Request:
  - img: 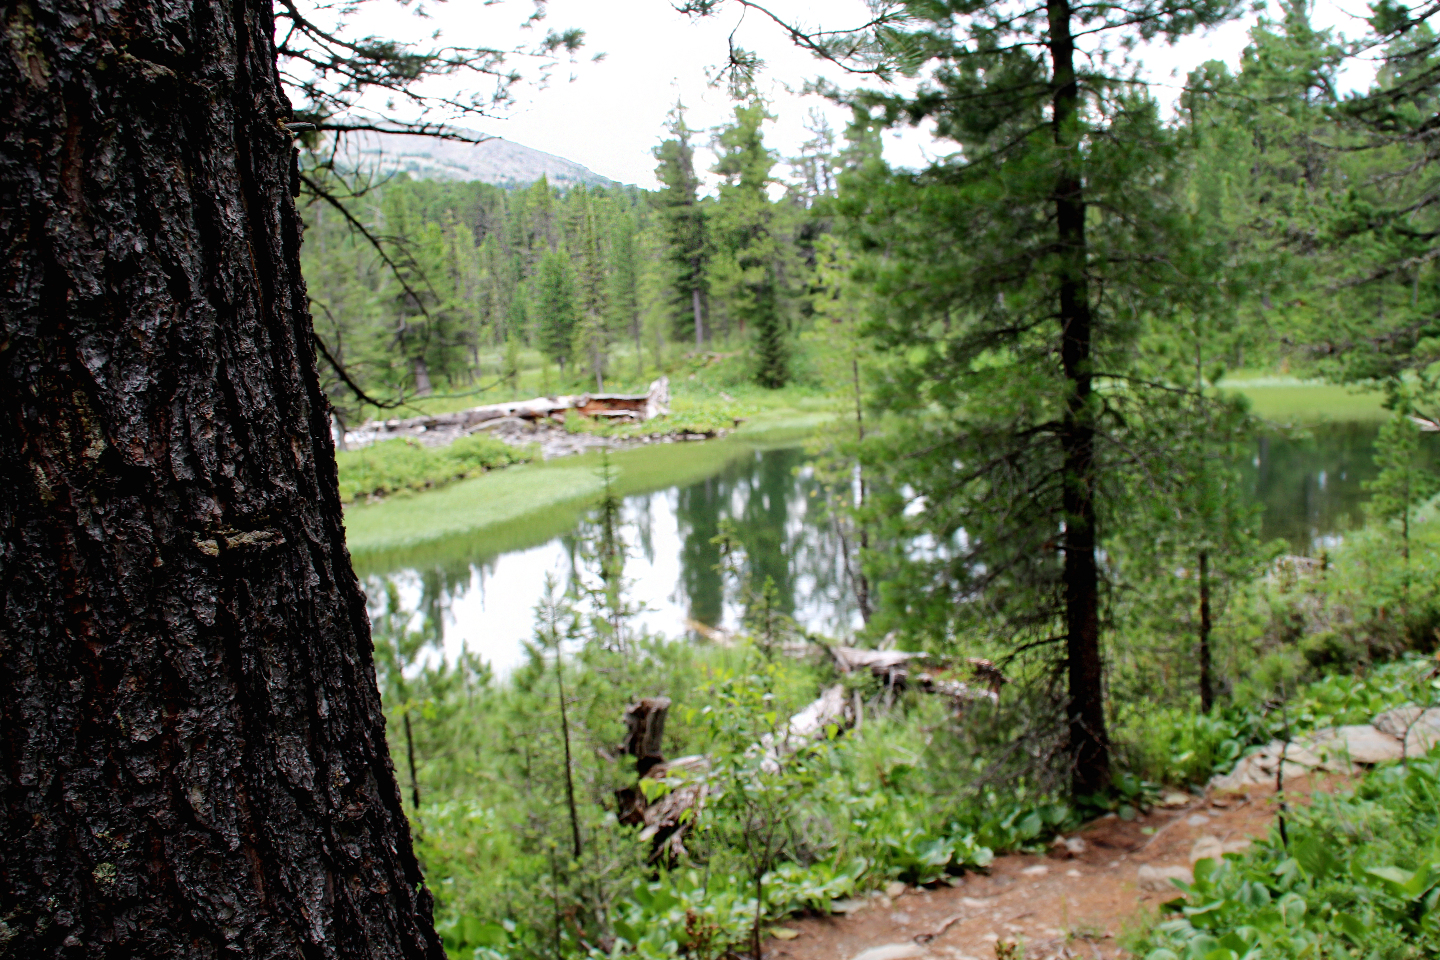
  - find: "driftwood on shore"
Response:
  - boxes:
[344,376,671,449]
[828,646,1008,707]
[615,684,854,859]
[612,647,1012,858]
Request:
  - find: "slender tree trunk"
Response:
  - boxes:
[1047,0,1111,798]
[752,871,764,960]
[1198,551,1214,713]
[851,356,871,624]
[634,311,645,380]
[0,0,442,955]
[692,284,705,349]
[556,651,582,860]
[413,356,433,396]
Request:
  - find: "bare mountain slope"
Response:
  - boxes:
[340,129,616,189]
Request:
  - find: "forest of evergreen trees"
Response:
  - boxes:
[7,0,1440,954]
[302,95,858,422]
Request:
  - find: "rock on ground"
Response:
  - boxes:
[1210,718,1420,792]
[1189,835,1252,863]
[1137,864,1193,892]
[1373,706,1440,755]
[850,943,929,960]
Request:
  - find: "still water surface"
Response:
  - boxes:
[359,422,1390,675]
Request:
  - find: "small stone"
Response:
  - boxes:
[1066,869,1082,878]
[831,898,868,914]
[850,943,929,960]
[770,928,800,941]
[1186,814,1209,826]
[890,912,912,926]
[886,881,908,898]
[1020,865,1049,877]
[1137,864,1192,892]
[1062,836,1086,854]
[1190,836,1224,864]
[1161,792,1191,808]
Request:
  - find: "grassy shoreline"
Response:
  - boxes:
[343,407,833,562]
[340,373,1386,559]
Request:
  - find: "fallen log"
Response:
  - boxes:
[347,376,670,448]
[617,684,857,858]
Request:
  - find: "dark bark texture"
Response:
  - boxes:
[0,0,443,956]
[1047,0,1111,799]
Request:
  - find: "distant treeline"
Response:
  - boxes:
[301,98,864,417]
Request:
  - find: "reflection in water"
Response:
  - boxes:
[366,448,858,676]
[1244,422,1389,553]
[367,421,1416,674]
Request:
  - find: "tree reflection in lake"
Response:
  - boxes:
[364,421,1410,676]
[364,447,860,676]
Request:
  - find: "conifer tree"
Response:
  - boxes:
[652,105,709,348]
[574,193,610,390]
[607,213,645,379]
[536,248,580,375]
[1365,388,1440,588]
[701,0,1245,794]
[711,95,791,387]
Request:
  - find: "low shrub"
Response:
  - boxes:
[336,434,530,502]
[1137,754,1440,960]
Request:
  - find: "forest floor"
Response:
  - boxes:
[764,774,1346,960]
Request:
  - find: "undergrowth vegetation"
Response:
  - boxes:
[1137,752,1440,959]
[368,471,1440,960]
[336,434,532,502]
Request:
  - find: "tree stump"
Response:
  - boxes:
[621,696,671,774]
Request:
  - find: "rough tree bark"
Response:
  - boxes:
[1047,0,1111,798]
[0,0,443,955]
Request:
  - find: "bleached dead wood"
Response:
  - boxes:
[346,376,670,448]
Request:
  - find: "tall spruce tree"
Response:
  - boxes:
[711,95,791,387]
[607,212,645,379]
[1325,2,1440,386]
[536,247,580,375]
[652,105,710,349]
[704,0,1245,794]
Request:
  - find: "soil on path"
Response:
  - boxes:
[766,776,1339,960]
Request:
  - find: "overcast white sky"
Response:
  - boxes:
[324,0,1379,189]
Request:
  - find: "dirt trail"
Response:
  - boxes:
[766,776,1339,960]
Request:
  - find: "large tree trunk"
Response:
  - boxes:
[0,0,443,956]
[1047,0,1111,799]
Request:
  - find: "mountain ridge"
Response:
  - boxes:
[339,129,619,190]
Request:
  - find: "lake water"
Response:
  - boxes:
[358,422,1394,675]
